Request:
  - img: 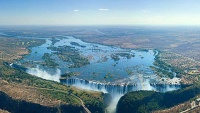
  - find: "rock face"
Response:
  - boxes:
[0,91,83,113]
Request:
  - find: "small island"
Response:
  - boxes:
[48,45,90,68]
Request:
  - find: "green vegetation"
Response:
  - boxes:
[97,56,108,63]
[0,37,44,61]
[0,91,60,113]
[3,28,200,113]
[111,53,134,61]
[0,37,107,113]
[48,45,90,68]
[115,53,135,59]
[150,66,174,79]
[60,72,80,79]
[126,69,133,75]
[70,42,86,48]
[117,85,200,113]
[42,53,58,67]
[38,89,81,105]
[139,49,149,52]
[0,90,86,113]
[111,54,120,61]
[153,51,184,78]
[104,73,114,79]
[0,61,107,113]
[51,37,60,45]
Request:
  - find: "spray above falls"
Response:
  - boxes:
[14,36,182,113]
[26,66,61,82]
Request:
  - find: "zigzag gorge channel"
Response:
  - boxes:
[13,36,182,113]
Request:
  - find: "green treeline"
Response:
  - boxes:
[117,85,200,113]
[153,51,184,78]
[0,62,107,113]
[0,91,83,113]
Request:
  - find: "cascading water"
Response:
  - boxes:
[60,78,139,94]
[14,36,182,113]
[60,78,181,113]
[61,78,181,94]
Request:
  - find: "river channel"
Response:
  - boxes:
[15,36,181,113]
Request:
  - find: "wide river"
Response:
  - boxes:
[16,36,180,113]
[18,36,158,82]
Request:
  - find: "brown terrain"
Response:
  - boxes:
[0,80,62,107]
[188,107,200,113]
[154,96,200,113]
[0,37,44,61]
[0,36,105,113]
[64,27,200,85]
[0,37,68,111]
[63,27,200,113]
[0,109,10,113]
[153,101,191,113]
[1,27,200,113]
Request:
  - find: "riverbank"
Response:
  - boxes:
[0,37,44,61]
[0,36,107,113]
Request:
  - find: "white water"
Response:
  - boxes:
[21,36,180,113]
[26,66,61,82]
[62,78,181,113]
[25,65,181,113]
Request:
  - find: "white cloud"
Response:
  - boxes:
[73,10,79,12]
[99,9,109,11]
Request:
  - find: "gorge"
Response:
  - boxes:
[10,36,182,113]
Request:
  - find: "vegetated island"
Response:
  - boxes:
[42,53,58,68]
[48,45,90,68]
[63,27,200,112]
[0,37,110,113]
[2,26,200,113]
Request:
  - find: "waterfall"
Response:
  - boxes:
[61,78,181,94]
[60,78,181,113]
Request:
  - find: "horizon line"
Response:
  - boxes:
[1,24,200,27]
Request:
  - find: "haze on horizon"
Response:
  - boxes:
[0,0,200,26]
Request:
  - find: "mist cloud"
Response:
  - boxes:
[26,66,61,82]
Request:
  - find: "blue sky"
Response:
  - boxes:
[0,0,200,25]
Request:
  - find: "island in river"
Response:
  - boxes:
[1,26,200,113]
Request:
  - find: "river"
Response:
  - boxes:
[15,35,181,113]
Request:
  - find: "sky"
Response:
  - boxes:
[0,0,200,26]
